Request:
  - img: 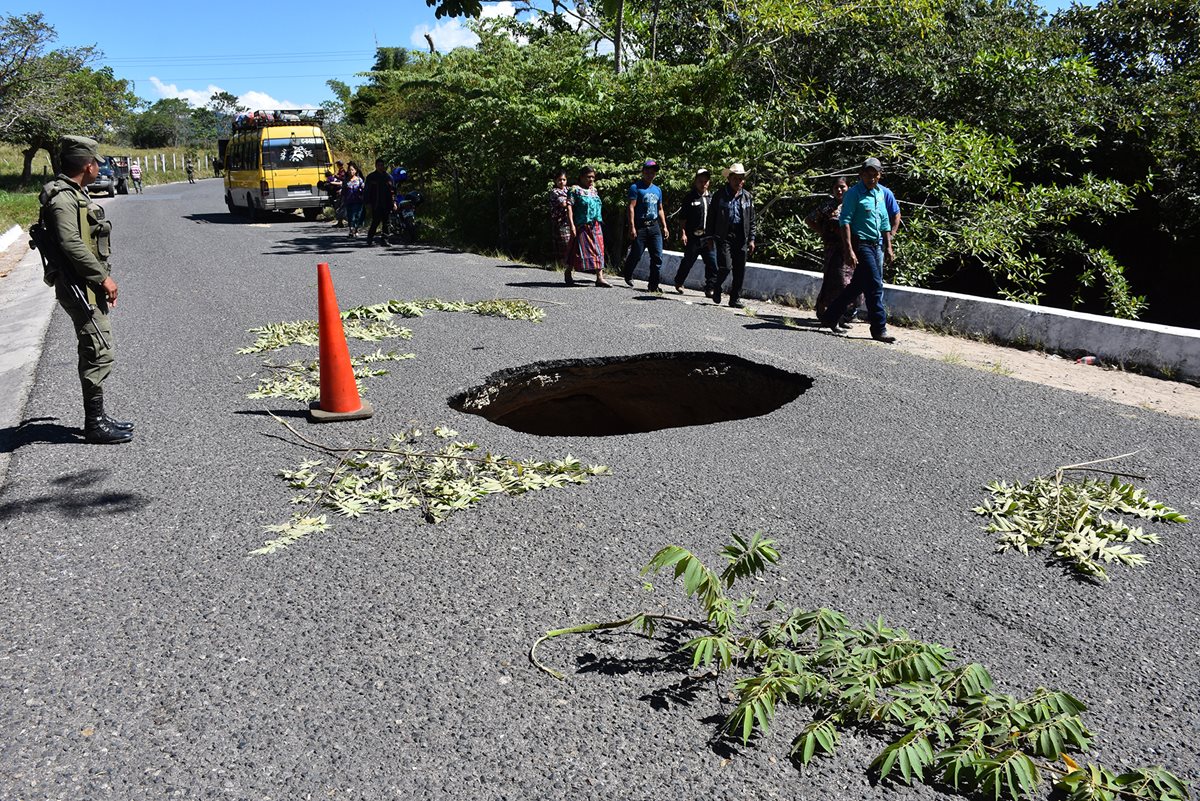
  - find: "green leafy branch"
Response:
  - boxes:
[974,452,1188,581]
[238,297,546,354]
[245,349,416,401]
[343,297,546,324]
[531,536,1190,801]
[251,414,609,554]
[238,319,414,354]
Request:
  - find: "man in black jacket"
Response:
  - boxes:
[672,168,717,295]
[706,162,757,308]
[364,158,396,245]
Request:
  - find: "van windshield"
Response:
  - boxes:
[261,137,329,171]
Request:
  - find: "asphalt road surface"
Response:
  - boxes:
[1,178,1198,800]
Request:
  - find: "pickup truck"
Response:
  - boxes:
[90,163,117,197]
[104,156,131,195]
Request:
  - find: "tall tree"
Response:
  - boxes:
[206,90,246,139]
[127,98,193,148]
[0,13,94,135]
[5,58,136,180]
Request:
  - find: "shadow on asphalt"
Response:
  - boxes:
[639,672,709,712]
[183,212,253,226]
[742,313,827,333]
[505,281,590,289]
[266,231,459,257]
[183,210,309,226]
[0,465,150,520]
[0,417,82,452]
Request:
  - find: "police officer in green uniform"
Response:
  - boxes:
[38,135,134,444]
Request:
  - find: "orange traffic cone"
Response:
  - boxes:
[308,262,375,423]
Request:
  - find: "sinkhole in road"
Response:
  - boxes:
[448,352,814,436]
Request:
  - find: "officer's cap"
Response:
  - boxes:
[59,135,104,165]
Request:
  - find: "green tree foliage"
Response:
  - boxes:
[1056,0,1200,236]
[206,90,246,139]
[126,98,202,148]
[425,0,484,18]
[344,0,1178,319]
[0,13,136,180]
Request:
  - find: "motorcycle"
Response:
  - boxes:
[389,191,424,245]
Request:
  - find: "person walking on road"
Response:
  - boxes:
[672,168,717,295]
[548,169,573,273]
[341,162,365,237]
[807,176,861,324]
[330,161,347,228]
[364,158,396,246]
[37,136,133,444]
[818,157,896,343]
[185,160,196,184]
[566,166,613,287]
[621,159,670,292]
[129,160,143,194]
[707,162,757,308]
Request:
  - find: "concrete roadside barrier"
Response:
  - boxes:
[630,250,1200,382]
[0,224,23,252]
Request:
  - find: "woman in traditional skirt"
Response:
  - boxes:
[566,166,613,287]
[341,162,366,238]
[806,176,861,323]
[548,169,573,274]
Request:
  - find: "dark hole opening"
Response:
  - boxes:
[449,352,814,436]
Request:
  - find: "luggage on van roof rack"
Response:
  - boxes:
[232,109,325,132]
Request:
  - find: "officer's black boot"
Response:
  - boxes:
[83,393,133,444]
[104,411,135,432]
[92,388,134,431]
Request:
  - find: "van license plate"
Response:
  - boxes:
[287,185,311,195]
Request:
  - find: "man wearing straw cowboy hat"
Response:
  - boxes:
[706,162,757,308]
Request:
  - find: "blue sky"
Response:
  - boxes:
[14,0,521,110]
[16,0,1087,111]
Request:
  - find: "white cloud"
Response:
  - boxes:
[238,90,315,110]
[147,76,314,110]
[410,18,480,51]
[481,1,519,18]
[410,1,528,52]
[148,77,221,107]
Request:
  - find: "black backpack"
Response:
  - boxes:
[28,186,70,287]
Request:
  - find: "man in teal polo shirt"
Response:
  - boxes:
[819,157,896,343]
